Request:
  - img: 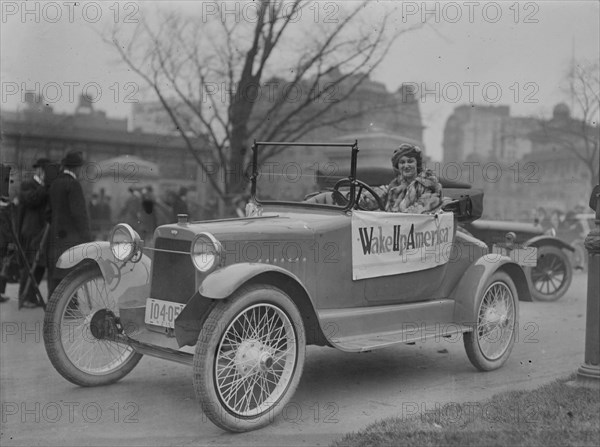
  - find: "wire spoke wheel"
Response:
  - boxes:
[215,304,296,416]
[475,281,515,360]
[464,271,518,371]
[527,246,572,301]
[194,284,305,432]
[43,264,142,386]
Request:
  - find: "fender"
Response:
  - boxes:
[199,262,310,300]
[452,255,531,324]
[524,236,574,252]
[56,241,152,309]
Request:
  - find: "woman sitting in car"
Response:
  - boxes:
[359,143,443,213]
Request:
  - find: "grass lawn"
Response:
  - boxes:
[331,374,600,447]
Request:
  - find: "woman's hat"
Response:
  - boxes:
[391,144,423,174]
[62,151,84,168]
[392,144,422,165]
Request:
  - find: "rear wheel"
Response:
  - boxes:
[43,263,142,386]
[464,271,518,371]
[193,284,306,432]
[527,245,572,301]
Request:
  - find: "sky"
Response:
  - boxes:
[1,1,599,161]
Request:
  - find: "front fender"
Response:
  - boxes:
[452,255,531,324]
[525,236,574,252]
[199,263,308,300]
[56,242,152,309]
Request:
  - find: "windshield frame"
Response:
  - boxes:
[250,140,359,211]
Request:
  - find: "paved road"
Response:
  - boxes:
[0,272,591,446]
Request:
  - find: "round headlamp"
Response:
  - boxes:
[191,232,222,273]
[110,224,142,262]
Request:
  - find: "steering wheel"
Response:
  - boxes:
[333,178,385,211]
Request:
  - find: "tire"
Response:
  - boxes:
[526,245,573,302]
[43,263,142,386]
[464,271,518,371]
[193,284,306,432]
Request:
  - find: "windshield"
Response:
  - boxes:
[252,142,358,207]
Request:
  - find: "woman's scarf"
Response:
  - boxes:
[384,169,443,213]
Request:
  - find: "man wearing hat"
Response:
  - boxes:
[47,151,92,296]
[17,157,53,307]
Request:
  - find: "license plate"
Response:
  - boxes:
[145,298,185,328]
[492,245,537,267]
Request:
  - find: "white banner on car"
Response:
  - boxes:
[351,211,455,280]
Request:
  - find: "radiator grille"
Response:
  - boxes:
[150,238,195,304]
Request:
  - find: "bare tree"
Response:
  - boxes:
[108,1,416,209]
[548,60,600,188]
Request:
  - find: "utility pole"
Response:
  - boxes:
[575,168,600,388]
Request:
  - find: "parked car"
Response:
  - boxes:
[462,220,574,302]
[43,141,531,432]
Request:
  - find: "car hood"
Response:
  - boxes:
[153,212,343,243]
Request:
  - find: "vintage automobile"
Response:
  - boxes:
[43,141,531,432]
[462,219,574,302]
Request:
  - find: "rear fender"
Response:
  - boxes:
[452,255,531,324]
[525,236,574,252]
[56,241,152,309]
[199,263,310,300]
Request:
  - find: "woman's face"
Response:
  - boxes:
[397,156,418,181]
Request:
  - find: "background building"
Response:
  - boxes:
[443,104,537,164]
[442,102,596,220]
[1,94,210,220]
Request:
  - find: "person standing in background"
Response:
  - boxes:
[17,158,52,308]
[46,151,92,296]
[0,196,13,302]
[174,187,189,216]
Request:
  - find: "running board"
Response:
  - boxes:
[329,324,472,352]
[123,337,194,366]
[318,300,472,352]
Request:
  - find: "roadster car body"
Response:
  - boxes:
[43,141,531,432]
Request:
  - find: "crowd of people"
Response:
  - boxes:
[0,152,196,306]
[117,186,189,242]
[533,205,589,238]
[0,152,90,306]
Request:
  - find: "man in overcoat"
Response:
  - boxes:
[47,151,92,296]
[18,158,52,307]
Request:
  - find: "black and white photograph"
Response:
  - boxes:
[1,1,599,445]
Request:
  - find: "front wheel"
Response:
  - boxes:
[193,284,306,432]
[526,245,572,302]
[43,263,142,386]
[464,271,518,371]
